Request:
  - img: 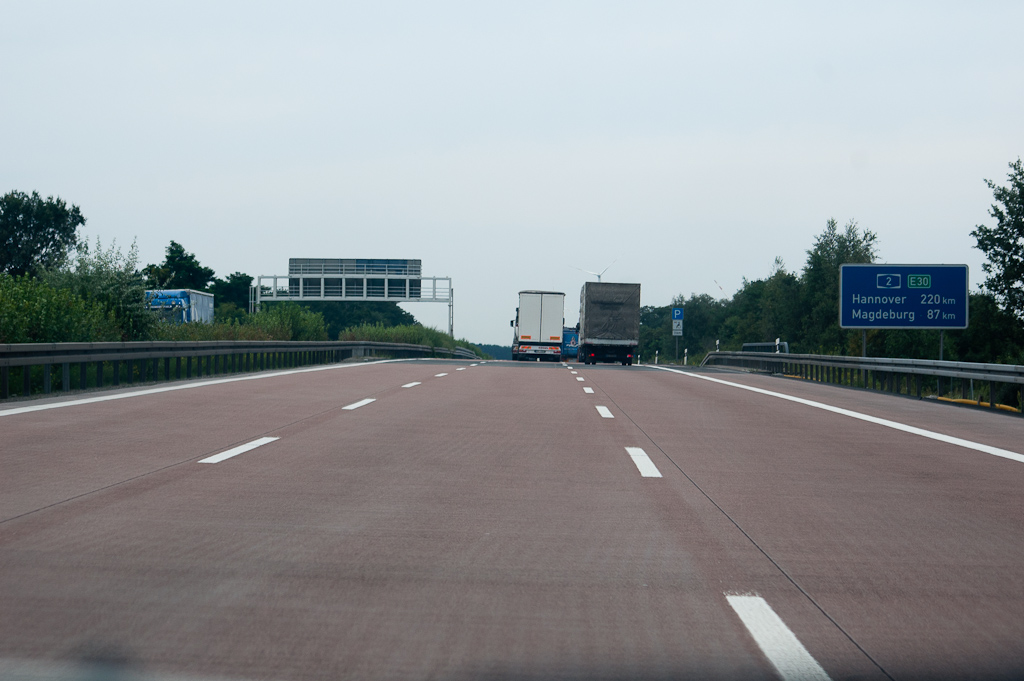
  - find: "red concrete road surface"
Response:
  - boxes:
[1,358,1023,680]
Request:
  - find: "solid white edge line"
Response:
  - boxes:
[596,405,614,418]
[625,447,662,478]
[342,398,376,410]
[401,382,421,388]
[652,366,1024,464]
[0,359,406,418]
[199,437,280,464]
[727,595,831,681]
[583,387,595,394]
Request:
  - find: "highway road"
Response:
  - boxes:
[2,358,1024,680]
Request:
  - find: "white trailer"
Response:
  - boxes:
[511,291,565,361]
[145,289,215,324]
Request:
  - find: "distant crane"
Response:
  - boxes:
[573,260,617,282]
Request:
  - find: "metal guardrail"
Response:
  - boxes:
[0,341,479,400]
[702,350,1024,414]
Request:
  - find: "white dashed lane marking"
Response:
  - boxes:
[583,387,594,394]
[727,595,831,681]
[595,406,614,419]
[199,437,279,464]
[342,398,375,411]
[402,382,421,388]
[625,447,662,478]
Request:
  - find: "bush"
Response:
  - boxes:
[41,238,155,340]
[0,273,120,343]
[149,319,280,341]
[338,323,486,357]
[148,303,328,341]
[251,303,328,341]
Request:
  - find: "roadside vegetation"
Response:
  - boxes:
[3,158,1021,365]
[638,159,1024,365]
[339,322,487,358]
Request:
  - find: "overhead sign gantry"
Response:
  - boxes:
[250,258,454,336]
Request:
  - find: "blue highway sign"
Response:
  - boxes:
[839,264,968,329]
[672,308,684,320]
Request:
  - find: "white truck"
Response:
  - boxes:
[511,291,565,361]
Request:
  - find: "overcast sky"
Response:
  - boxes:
[4,1,1022,345]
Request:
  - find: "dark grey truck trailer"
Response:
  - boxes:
[577,282,641,365]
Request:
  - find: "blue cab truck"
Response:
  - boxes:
[145,289,214,323]
[561,326,579,359]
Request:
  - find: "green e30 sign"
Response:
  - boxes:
[908,274,931,288]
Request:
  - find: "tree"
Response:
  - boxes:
[143,241,214,290]
[298,301,417,340]
[801,218,878,352]
[42,238,155,341]
[210,272,253,310]
[971,158,1024,320]
[0,190,85,276]
[669,292,729,356]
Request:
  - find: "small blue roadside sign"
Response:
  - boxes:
[672,307,683,336]
[839,264,968,329]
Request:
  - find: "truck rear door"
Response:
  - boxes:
[517,293,543,343]
[540,294,565,344]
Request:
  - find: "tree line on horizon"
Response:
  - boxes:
[2,158,1022,364]
[638,158,1024,365]
[0,194,481,354]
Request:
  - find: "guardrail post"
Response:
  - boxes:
[23,366,31,396]
[1,367,8,399]
[112,360,120,386]
[42,364,51,393]
[62,363,70,391]
[989,381,996,409]
[79,362,87,390]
